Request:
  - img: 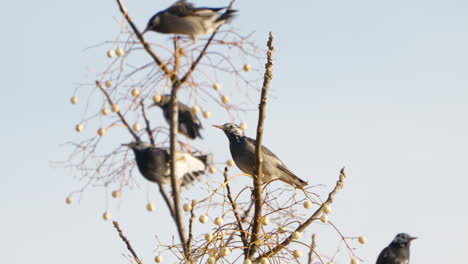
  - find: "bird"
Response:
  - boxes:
[376,233,417,264]
[123,141,211,187]
[144,0,238,41]
[213,123,308,188]
[151,95,203,140]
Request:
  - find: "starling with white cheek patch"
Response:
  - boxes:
[214,123,308,188]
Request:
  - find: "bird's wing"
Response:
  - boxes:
[376,247,394,264]
[179,104,203,139]
[166,0,196,17]
[174,152,207,186]
[245,137,281,161]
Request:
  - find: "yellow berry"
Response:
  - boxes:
[260,257,269,264]
[183,203,192,212]
[133,123,141,131]
[107,50,115,58]
[98,128,106,136]
[214,217,224,226]
[70,96,78,104]
[199,214,208,223]
[102,108,110,115]
[278,226,286,233]
[243,64,251,72]
[147,202,155,212]
[323,204,332,214]
[213,83,221,91]
[116,48,125,56]
[221,95,230,104]
[293,250,302,258]
[243,260,252,264]
[240,123,247,131]
[112,190,120,198]
[105,80,113,88]
[204,233,213,242]
[292,231,301,240]
[320,214,328,223]
[178,48,186,56]
[153,95,162,103]
[358,236,367,244]
[220,247,230,257]
[207,256,215,264]
[303,200,312,209]
[203,111,211,119]
[111,104,120,112]
[131,88,140,97]
[65,196,73,204]
[192,105,200,114]
[226,159,235,167]
[209,166,217,174]
[154,255,163,263]
[102,212,110,221]
[261,216,270,226]
[351,258,359,264]
[75,124,84,132]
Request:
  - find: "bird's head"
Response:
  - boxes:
[150,95,171,109]
[122,141,153,151]
[213,123,245,138]
[145,12,162,32]
[392,233,417,247]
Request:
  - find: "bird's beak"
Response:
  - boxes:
[409,237,418,241]
[122,143,131,147]
[141,29,148,35]
[212,125,223,130]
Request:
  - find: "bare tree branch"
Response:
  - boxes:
[307,234,317,264]
[254,168,347,261]
[112,221,143,264]
[96,81,140,141]
[248,32,275,259]
[223,167,248,255]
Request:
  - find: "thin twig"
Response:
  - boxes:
[186,199,197,262]
[96,81,140,141]
[223,167,248,255]
[112,221,143,264]
[140,100,154,145]
[115,0,174,79]
[248,32,275,259]
[307,234,317,264]
[254,168,347,261]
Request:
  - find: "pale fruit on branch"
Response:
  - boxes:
[116,48,125,56]
[70,96,78,104]
[146,202,155,212]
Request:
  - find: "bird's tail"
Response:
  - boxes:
[216,9,238,23]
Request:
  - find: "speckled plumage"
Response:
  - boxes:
[152,95,203,140]
[376,233,417,264]
[214,123,308,188]
[144,0,237,41]
[124,141,210,187]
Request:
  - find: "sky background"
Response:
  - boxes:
[1,0,467,263]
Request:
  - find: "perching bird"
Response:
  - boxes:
[144,0,237,41]
[124,141,211,186]
[376,233,417,264]
[151,95,203,140]
[214,123,308,188]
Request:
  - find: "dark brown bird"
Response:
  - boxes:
[151,95,203,140]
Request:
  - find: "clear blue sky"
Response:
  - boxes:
[1,0,467,263]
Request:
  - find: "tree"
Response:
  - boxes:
[60,0,364,263]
